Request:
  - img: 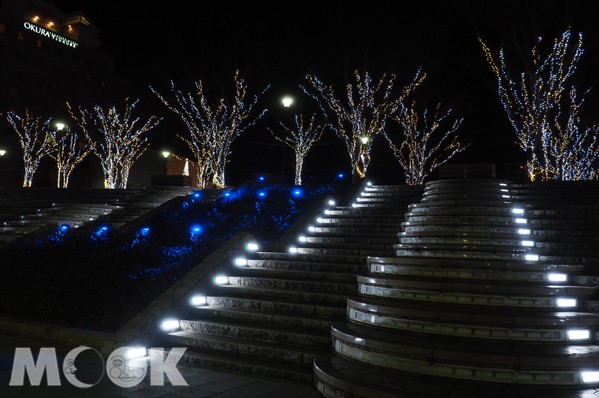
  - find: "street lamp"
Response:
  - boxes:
[55,122,66,131]
[0,149,6,157]
[360,135,371,145]
[161,150,171,159]
[281,96,293,108]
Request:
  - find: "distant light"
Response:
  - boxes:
[160,319,179,332]
[521,240,534,247]
[161,151,170,158]
[515,218,527,224]
[224,192,231,197]
[308,226,316,232]
[547,273,567,283]
[524,254,539,261]
[55,122,65,131]
[192,192,201,199]
[213,275,229,285]
[292,188,303,197]
[125,347,147,360]
[499,183,507,187]
[246,243,259,251]
[258,190,266,198]
[517,228,531,235]
[0,149,6,157]
[351,203,357,208]
[567,329,590,340]
[139,227,150,236]
[234,257,248,267]
[58,224,70,233]
[501,189,508,192]
[258,175,265,181]
[556,298,577,308]
[581,371,599,383]
[512,208,525,215]
[190,295,207,306]
[316,217,324,223]
[298,235,307,243]
[502,195,510,198]
[328,199,336,206]
[288,246,298,254]
[324,209,331,215]
[360,136,370,144]
[337,172,344,179]
[281,96,293,107]
[367,181,372,186]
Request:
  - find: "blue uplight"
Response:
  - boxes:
[258,175,265,182]
[139,227,151,236]
[292,188,303,198]
[337,172,345,179]
[192,192,201,199]
[224,192,231,197]
[257,190,267,199]
[190,224,204,242]
[58,224,70,233]
[92,225,110,240]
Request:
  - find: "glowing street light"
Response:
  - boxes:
[281,96,294,108]
[55,122,66,131]
[0,149,6,157]
[360,135,371,145]
[161,150,171,158]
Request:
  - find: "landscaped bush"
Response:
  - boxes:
[0,183,343,332]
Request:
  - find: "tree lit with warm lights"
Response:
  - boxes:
[46,128,91,188]
[303,70,424,179]
[387,101,467,185]
[268,113,326,185]
[5,109,52,188]
[481,30,599,181]
[152,70,268,189]
[67,99,161,189]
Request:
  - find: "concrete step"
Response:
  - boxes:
[330,322,599,385]
[190,305,340,333]
[232,267,358,284]
[346,297,599,342]
[214,285,349,307]
[226,276,357,295]
[179,319,331,348]
[156,338,316,382]
[206,296,346,318]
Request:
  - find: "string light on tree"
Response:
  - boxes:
[67,98,161,189]
[268,113,326,185]
[303,70,425,179]
[151,70,268,189]
[46,127,91,188]
[386,101,467,185]
[481,30,598,181]
[5,109,52,187]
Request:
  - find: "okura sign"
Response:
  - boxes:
[23,21,78,48]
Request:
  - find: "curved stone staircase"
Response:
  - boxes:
[314,179,599,397]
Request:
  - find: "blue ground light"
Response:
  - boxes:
[292,188,303,198]
[58,224,70,233]
[190,224,204,242]
[257,190,267,199]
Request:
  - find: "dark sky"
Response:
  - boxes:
[46,0,599,183]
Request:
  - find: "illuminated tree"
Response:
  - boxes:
[5,109,52,187]
[386,101,466,185]
[303,70,424,179]
[151,70,268,189]
[481,30,599,181]
[67,99,161,189]
[46,128,91,188]
[268,113,326,185]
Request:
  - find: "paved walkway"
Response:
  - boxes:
[0,335,322,398]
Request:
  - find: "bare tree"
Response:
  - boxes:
[67,99,161,189]
[268,113,326,185]
[481,29,599,181]
[46,128,91,188]
[151,70,268,189]
[5,109,52,187]
[386,101,466,185]
[303,70,424,180]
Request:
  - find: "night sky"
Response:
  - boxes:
[46,0,599,184]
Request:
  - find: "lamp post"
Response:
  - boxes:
[280,96,295,182]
